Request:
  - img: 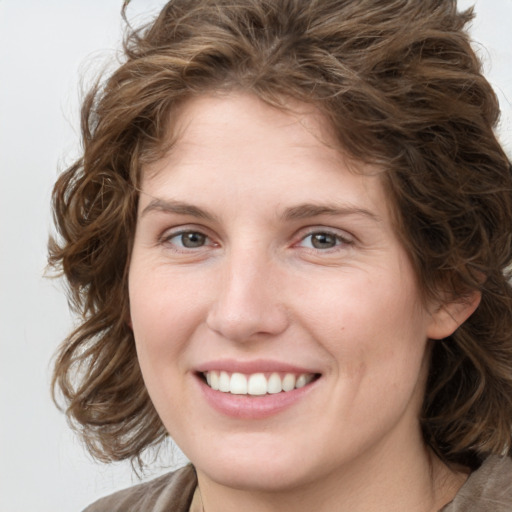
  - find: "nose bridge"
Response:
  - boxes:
[206,243,288,342]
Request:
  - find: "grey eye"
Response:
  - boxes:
[179,232,207,248]
[309,232,338,249]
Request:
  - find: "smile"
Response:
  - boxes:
[203,371,317,396]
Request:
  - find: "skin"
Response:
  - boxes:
[128,92,477,512]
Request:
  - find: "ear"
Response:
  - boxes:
[427,291,481,340]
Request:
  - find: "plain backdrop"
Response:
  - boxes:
[0,1,511,511]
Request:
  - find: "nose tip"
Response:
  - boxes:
[207,305,288,342]
[205,265,289,342]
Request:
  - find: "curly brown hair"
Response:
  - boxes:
[50,0,512,469]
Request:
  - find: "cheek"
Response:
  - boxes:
[128,265,198,382]
[129,260,206,339]
[128,268,202,424]
[297,269,430,378]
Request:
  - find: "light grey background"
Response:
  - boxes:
[0,1,511,511]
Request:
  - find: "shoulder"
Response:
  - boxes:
[82,464,197,512]
[442,455,512,511]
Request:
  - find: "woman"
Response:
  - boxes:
[50,0,512,510]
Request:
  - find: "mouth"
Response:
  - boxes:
[200,371,320,396]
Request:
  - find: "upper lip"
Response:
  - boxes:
[195,358,320,375]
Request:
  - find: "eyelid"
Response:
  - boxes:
[293,226,355,250]
[156,224,354,252]
[159,225,218,250]
[296,226,354,241]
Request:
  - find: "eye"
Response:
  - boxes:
[165,230,210,249]
[298,230,351,250]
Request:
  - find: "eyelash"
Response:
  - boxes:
[159,227,353,254]
[295,230,353,252]
[160,230,216,251]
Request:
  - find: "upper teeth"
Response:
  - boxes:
[204,371,315,395]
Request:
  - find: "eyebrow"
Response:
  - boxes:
[140,198,380,223]
[141,198,216,221]
[282,203,380,222]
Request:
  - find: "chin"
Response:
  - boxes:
[186,435,321,492]
[200,458,315,493]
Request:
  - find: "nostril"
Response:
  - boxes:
[206,303,289,342]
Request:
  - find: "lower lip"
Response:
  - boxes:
[196,375,319,419]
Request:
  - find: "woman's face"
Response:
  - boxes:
[129,93,450,492]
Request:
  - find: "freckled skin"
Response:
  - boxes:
[129,93,472,512]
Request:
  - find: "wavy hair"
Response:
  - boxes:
[50,0,512,469]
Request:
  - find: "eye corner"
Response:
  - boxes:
[158,227,219,253]
[294,227,354,252]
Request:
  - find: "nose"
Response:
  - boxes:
[206,249,289,342]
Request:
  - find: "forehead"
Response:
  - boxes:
[146,93,344,174]
[139,92,392,224]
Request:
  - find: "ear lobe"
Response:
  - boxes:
[427,291,481,340]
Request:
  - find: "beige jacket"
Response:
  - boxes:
[83,455,512,511]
